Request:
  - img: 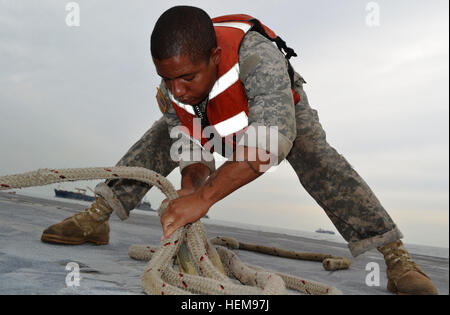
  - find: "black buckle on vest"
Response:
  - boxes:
[192,103,235,157]
[248,19,298,89]
[248,19,298,59]
[193,104,210,130]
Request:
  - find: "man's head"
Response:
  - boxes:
[151,6,221,105]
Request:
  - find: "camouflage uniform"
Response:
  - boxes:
[97,31,403,257]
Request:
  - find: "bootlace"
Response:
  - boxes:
[85,197,112,221]
[71,197,111,235]
[383,245,414,265]
[379,241,428,276]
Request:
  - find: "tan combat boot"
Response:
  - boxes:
[41,196,112,245]
[378,240,438,295]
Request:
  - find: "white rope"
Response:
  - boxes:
[0,166,345,295]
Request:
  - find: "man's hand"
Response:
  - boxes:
[160,192,210,240]
[159,146,272,240]
[160,163,211,240]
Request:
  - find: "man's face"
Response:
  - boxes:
[153,48,221,106]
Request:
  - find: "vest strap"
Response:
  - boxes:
[247,19,298,89]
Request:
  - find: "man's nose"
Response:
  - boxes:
[172,80,186,99]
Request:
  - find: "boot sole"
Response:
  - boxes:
[41,233,109,246]
[387,279,438,295]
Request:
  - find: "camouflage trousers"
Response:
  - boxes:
[99,80,403,257]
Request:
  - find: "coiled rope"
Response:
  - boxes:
[0,167,350,295]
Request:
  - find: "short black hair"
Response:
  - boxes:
[151,6,217,63]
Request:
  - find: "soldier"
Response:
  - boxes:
[41,6,438,295]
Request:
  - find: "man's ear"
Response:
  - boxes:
[210,47,221,66]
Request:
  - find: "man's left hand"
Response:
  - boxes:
[160,192,210,240]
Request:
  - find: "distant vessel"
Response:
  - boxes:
[315,228,335,235]
[55,188,95,202]
[54,187,154,212]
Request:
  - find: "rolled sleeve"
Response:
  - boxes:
[236,122,293,166]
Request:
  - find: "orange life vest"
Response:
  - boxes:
[168,15,300,155]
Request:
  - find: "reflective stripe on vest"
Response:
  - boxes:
[212,22,252,33]
[214,111,248,138]
[168,21,251,139]
[168,59,241,112]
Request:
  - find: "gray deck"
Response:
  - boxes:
[0,192,448,295]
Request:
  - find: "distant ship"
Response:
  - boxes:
[315,228,335,235]
[55,188,95,202]
[54,187,154,212]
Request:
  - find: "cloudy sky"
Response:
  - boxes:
[0,0,448,248]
